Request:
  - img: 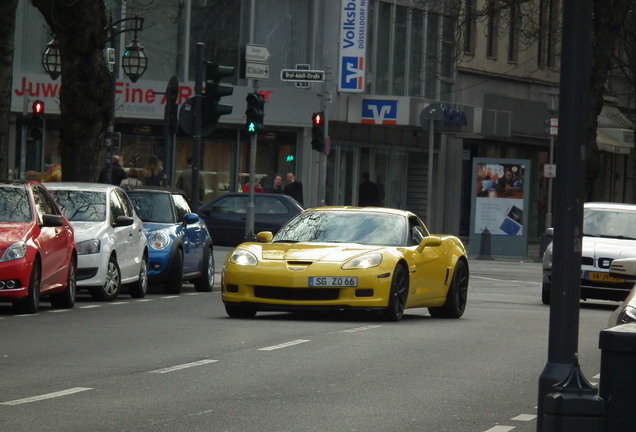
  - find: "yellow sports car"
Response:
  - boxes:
[222,207,469,321]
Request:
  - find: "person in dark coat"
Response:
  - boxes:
[264,174,284,194]
[358,171,380,206]
[98,155,127,185]
[143,155,170,187]
[283,172,303,205]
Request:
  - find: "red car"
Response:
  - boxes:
[0,180,77,313]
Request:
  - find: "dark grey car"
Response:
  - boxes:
[197,193,303,246]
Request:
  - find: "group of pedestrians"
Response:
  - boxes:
[99,154,170,188]
[244,172,304,206]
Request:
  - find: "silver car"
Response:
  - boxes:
[608,258,636,326]
[542,202,636,304]
[46,182,148,301]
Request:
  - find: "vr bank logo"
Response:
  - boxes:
[361,100,398,125]
[340,57,364,91]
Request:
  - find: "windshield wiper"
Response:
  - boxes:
[273,239,299,243]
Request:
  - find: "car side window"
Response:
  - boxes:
[408,217,426,245]
[172,194,191,222]
[32,185,59,223]
[109,190,126,223]
[114,188,134,217]
[255,197,288,215]
[213,196,247,214]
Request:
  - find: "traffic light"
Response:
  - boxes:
[30,99,45,141]
[245,92,265,135]
[311,111,325,152]
[204,63,234,128]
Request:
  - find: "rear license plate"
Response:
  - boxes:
[308,277,358,287]
[585,271,624,283]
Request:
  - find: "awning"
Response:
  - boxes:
[596,128,633,155]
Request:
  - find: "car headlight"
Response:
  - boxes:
[229,249,258,267]
[342,253,383,270]
[77,239,101,255]
[148,231,171,250]
[618,305,636,324]
[0,241,27,262]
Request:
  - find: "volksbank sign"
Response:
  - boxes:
[338,0,367,93]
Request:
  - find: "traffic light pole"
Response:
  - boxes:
[192,43,204,211]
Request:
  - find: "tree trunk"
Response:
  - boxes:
[30,0,111,182]
[0,0,18,179]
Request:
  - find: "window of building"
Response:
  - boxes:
[486,0,499,59]
[463,0,476,55]
[508,4,521,63]
[538,0,559,69]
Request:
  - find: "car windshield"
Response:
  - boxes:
[127,192,175,223]
[0,187,32,222]
[49,190,106,222]
[273,211,407,246]
[583,208,636,240]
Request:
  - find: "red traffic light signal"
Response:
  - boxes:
[311,111,325,152]
[32,100,45,116]
[312,112,323,126]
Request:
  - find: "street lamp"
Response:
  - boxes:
[41,16,147,184]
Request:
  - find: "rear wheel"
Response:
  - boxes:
[194,247,214,292]
[541,282,551,305]
[428,259,468,319]
[50,258,76,309]
[383,264,408,322]
[13,259,41,314]
[128,256,148,298]
[90,255,121,301]
[163,251,183,294]
[225,304,257,318]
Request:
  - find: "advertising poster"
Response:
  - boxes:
[474,162,525,236]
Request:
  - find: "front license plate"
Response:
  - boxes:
[308,276,358,287]
[585,271,624,283]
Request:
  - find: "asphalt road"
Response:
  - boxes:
[0,251,615,432]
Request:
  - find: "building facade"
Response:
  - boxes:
[8,0,635,256]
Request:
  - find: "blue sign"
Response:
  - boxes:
[361,99,397,125]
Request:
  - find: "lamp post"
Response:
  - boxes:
[41,15,147,184]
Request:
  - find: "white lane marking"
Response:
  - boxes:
[79,305,101,309]
[258,339,311,351]
[483,426,515,432]
[184,293,200,296]
[1,387,93,406]
[111,302,128,305]
[472,275,541,285]
[149,359,218,374]
[161,296,179,299]
[511,414,536,421]
[593,373,600,379]
[341,325,382,333]
[50,309,71,313]
[137,299,153,302]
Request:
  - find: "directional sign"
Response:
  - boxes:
[245,45,270,63]
[245,62,269,80]
[280,69,325,82]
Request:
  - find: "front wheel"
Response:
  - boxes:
[428,259,468,319]
[541,282,551,305]
[14,259,41,314]
[383,264,408,322]
[90,255,121,301]
[163,251,183,294]
[128,256,148,298]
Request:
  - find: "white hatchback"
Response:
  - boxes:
[46,182,148,300]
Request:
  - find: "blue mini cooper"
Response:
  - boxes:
[125,186,214,294]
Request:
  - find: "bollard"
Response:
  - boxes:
[599,323,636,431]
[542,357,604,432]
[477,227,494,260]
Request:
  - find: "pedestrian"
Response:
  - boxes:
[242,177,264,193]
[175,156,205,205]
[143,155,170,187]
[283,172,303,205]
[264,174,284,194]
[98,155,127,185]
[120,167,143,187]
[358,171,380,206]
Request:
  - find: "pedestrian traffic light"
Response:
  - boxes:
[245,92,265,135]
[30,99,45,141]
[311,111,325,152]
[204,63,234,128]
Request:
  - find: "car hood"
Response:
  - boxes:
[253,243,386,262]
[69,221,108,241]
[142,222,176,234]
[583,237,636,258]
[0,223,33,246]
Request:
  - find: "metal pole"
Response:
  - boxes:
[244,0,257,241]
[546,134,554,228]
[427,118,434,227]
[536,0,595,429]
[192,44,204,212]
[106,21,116,185]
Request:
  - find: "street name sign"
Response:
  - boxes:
[245,45,270,63]
[280,69,325,82]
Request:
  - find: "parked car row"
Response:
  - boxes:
[0,180,216,314]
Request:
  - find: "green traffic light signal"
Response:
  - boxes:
[245,92,265,135]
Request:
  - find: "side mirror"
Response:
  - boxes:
[417,235,442,252]
[545,227,554,238]
[115,215,134,227]
[256,231,273,243]
[184,213,199,225]
[42,214,63,227]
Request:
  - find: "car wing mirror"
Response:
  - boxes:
[42,214,63,227]
[184,213,199,225]
[416,235,442,253]
[545,227,554,237]
[256,231,273,243]
[115,215,134,227]
[609,258,636,281]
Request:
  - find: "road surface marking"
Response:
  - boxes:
[342,325,382,333]
[258,339,310,351]
[149,359,218,374]
[161,296,180,299]
[79,305,101,309]
[511,414,536,421]
[483,426,515,432]
[1,387,93,406]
